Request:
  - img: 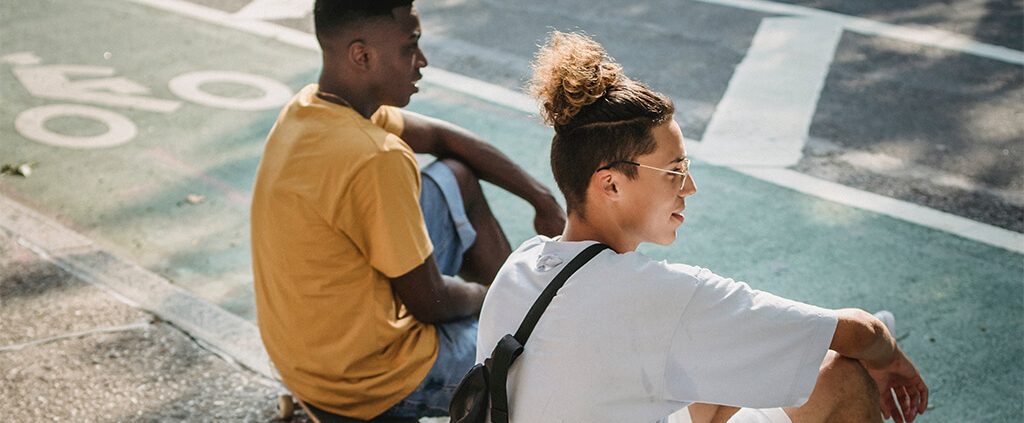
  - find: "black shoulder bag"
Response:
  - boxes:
[449,243,610,423]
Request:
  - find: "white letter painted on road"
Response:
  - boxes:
[168,71,292,110]
[15,104,138,149]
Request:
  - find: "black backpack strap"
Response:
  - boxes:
[488,243,610,423]
[487,334,522,423]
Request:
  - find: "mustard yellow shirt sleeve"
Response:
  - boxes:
[340,149,433,278]
[371,106,405,137]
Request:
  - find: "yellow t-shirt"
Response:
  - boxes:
[251,84,436,419]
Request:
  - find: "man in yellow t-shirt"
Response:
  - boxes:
[250,1,566,420]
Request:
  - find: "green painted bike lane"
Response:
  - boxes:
[1,1,1020,420]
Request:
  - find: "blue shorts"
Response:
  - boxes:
[377,160,479,418]
[378,318,479,418]
[418,160,477,276]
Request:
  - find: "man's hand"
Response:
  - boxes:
[533,196,567,237]
[864,348,928,423]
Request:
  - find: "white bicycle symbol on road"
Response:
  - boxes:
[4,51,293,149]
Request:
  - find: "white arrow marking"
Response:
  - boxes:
[233,0,312,21]
[12,65,181,113]
[699,16,843,167]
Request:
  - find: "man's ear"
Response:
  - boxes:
[593,169,620,200]
[348,39,372,71]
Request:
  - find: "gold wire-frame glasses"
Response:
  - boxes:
[597,158,691,188]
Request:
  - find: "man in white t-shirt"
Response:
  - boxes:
[476,31,928,423]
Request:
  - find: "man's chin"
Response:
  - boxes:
[380,94,414,108]
[651,232,677,246]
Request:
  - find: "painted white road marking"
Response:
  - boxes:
[134,0,319,49]
[15,104,138,149]
[733,166,1024,253]
[12,65,182,113]
[422,67,537,114]
[699,16,843,167]
[233,0,312,21]
[695,0,1024,65]
[168,70,293,110]
[124,0,1024,252]
[6,52,293,147]
[2,51,43,66]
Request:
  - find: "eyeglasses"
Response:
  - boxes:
[597,158,691,189]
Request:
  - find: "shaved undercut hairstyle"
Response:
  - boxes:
[313,0,415,42]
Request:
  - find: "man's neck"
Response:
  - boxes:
[317,76,379,119]
[561,213,637,254]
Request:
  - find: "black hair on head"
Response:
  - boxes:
[314,0,415,38]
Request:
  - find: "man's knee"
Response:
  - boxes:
[440,158,482,205]
[819,352,880,421]
[820,352,877,401]
[440,158,475,185]
[788,352,881,423]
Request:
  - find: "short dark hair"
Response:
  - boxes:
[530,32,675,218]
[313,0,415,39]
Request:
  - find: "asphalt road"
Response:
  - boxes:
[412,0,1024,233]
[202,0,1024,231]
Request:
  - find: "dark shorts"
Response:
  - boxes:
[378,160,479,418]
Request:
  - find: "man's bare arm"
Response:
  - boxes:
[390,254,487,324]
[830,309,896,367]
[399,110,566,236]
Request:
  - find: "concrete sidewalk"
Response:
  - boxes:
[0,229,310,422]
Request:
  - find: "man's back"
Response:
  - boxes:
[252,84,437,419]
[476,236,837,422]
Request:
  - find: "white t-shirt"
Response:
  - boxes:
[476,236,838,423]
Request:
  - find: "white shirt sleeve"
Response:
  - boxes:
[663,267,838,409]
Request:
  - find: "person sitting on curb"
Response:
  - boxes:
[250,1,566,420]
[476,31,928,423]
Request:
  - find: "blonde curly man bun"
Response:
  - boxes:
[529,31,624,127]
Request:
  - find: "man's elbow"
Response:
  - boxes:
[406,303,449,324]
[403,293,460,324]
[832,308,887,354]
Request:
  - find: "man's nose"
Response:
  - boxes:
[416,49,428,68]
[679,173,697,197]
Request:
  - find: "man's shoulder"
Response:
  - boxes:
[501,237,706,280]
[591,250,705,283]
[271,110,413,171]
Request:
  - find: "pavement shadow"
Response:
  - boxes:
[800,27,1024,231]
[771,0,1022,50]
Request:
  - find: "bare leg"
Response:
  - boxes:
[440,158,511,285]
[686,403,739,423]
[785,351,882,423]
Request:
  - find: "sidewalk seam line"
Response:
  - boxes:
[0,321,152,353]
